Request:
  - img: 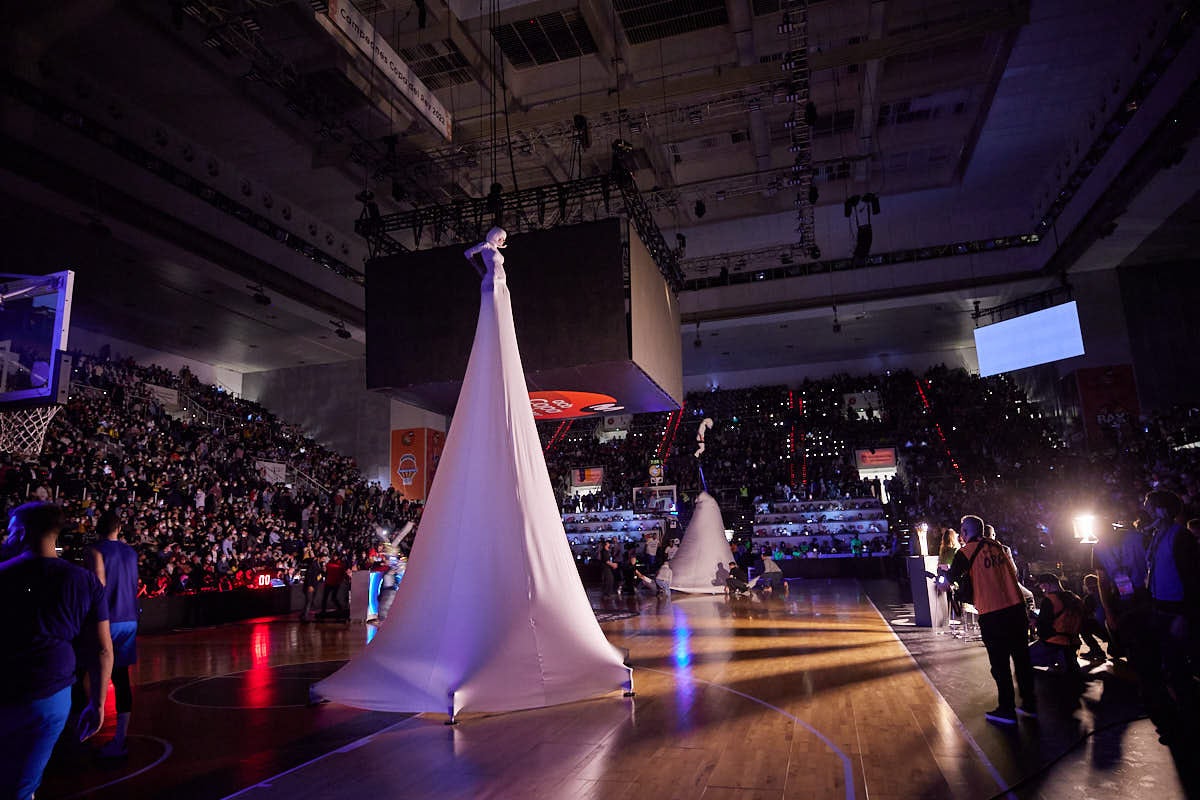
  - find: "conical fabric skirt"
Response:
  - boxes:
[669,492,732,594]
[313,272,631,715]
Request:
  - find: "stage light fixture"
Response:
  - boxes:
[248,284,271,306]
[573,114,591,149]
[809,245,821,260]
[694,200,706,218]
[863,192,881,215]
[843,195,860,217]
[1072,514,1099,544]
[331,320,352,340]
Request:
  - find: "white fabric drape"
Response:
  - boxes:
[668,492,732,594]
[313,249,631,716]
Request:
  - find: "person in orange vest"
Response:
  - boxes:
[1029,573,1084,674]
[942,515,1036,725]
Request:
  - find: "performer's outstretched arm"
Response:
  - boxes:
[463,243,487,277]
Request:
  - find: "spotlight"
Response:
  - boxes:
[247,284,271,306]
[694,200,706,218]
[808,244,821,260]
[1072,514,1099,544]
[331,320,352,340]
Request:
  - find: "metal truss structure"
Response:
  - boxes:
[355,167,687,292]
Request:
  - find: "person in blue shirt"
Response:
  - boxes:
[1,502,112,800]
[1141,490,1200,746]
[87,511,139,758]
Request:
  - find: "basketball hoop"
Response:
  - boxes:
[0,405,61,459]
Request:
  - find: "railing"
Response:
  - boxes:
[179,393,240,430]
[290,466,332,496]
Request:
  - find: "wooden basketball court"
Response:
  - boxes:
[42,580,1006,799]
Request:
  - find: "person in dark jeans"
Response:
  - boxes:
[1141,490,1200,745]
[1079,574,1109,659]
[321,554,348,619]
[300,551,323,622]
[943,515,1036,725]
[600,542,618,597]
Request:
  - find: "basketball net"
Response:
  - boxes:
[0,405,60,459]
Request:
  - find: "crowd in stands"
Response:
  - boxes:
[0,353,420,597]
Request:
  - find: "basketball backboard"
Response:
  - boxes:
[0,270,74,406]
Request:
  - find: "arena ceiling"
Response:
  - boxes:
[1,0,1197,380]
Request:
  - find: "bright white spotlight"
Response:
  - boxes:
[916,522,930,557]
[1072,514,1099,544]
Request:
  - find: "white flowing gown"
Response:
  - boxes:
[312,242,632,716]
[668,492,733,594]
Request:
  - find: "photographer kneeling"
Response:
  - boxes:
[1029,573,1084,675]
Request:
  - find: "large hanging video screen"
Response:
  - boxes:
[974,301,1085,377]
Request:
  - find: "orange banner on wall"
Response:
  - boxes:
[391,428,443,501]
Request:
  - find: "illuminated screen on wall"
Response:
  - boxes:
[973,301,1085,377]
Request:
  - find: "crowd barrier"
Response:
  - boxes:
[138,585,303,634]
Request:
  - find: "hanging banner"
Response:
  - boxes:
[390,428,427,501]
[323,0,453,141]
[570,466,605,490]
[843,391,882,420]
[1072,365,1140,447]
[390,428,448,500]
[425,429,445,497]
[854,448,896,470]
[255,460,288,485]
[145,383,181,410]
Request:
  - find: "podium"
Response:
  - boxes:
[349,571,384,622]
[906,556,948,628]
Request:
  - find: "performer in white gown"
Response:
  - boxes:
[312,227,631,719]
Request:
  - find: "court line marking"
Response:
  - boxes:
[166,661,349,710]
[168,675,318,710]
[639,666,856,800]
[219,718,418,799]
[860,589,1015,800]
[59,735,173,799]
